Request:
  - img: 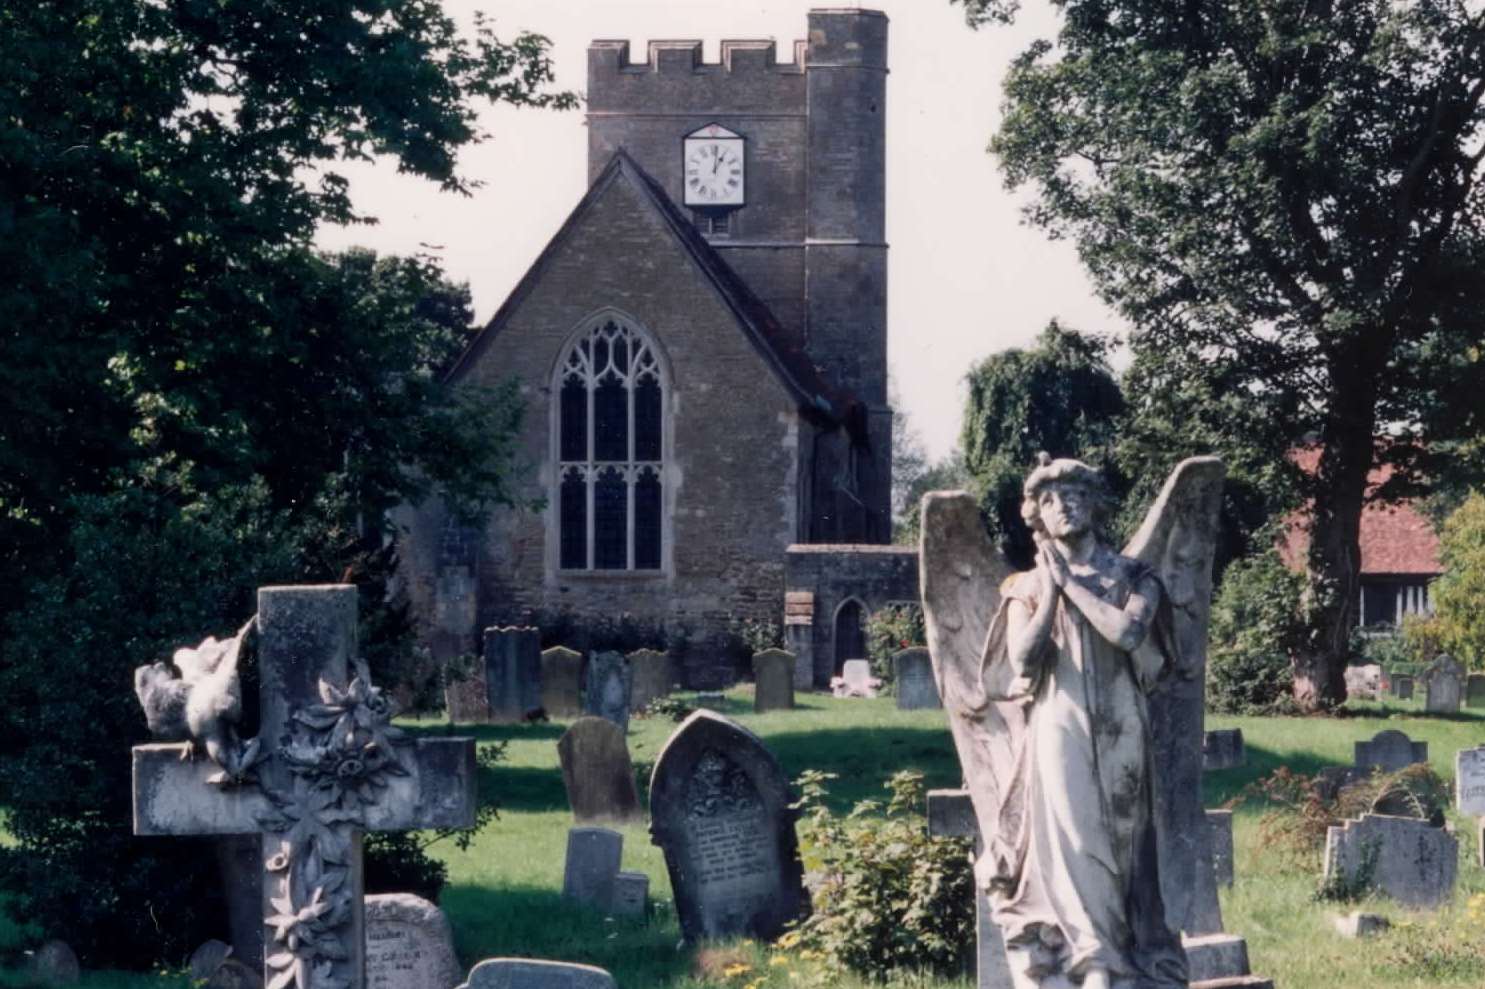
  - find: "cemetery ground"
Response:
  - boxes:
[6,693,1485,987]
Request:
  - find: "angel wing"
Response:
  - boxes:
[1121,455,1226,938]
[918,491,1019,889]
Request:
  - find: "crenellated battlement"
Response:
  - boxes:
[588,38,807,79]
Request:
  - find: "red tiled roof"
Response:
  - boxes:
[1278,448,1442,577]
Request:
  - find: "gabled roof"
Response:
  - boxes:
[1278,448,1443,577]
[444,150,843,423]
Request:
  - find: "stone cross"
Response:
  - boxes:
[133,586,476,989]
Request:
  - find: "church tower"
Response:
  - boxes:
[586,9,892,541]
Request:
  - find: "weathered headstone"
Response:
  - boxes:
[1354,729,1428,774]
[562,826,623,910]
[649,710,809,941]
[1468,673,1485,708]
[926,789,1014,989]
[1323,813,1458,908]
[131,586,477,989]
[1203,728,1246,771]
[1455,743,1485,863]
[1393,674,1414,700]
[459,959,617,989]
[628,648,672,712]
[752,648,795,712]
[893,647,940,710]
[1344,663,1384,701]
[541,646,583,718]
[610,871,650,918]
[484,626,541,723]
[1332,912,1390,938]
[365,893,461,989]
[834,658,879,697]
[583,651,632,731]
[188,941,234,983]
[1182,933,1251,984]
[26,941,80,986]
[1424,653,1465,714]
[187,942,264,989]
[557,717,642,822]
[1207,809,1234,888]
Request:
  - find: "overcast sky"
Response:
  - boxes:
[313,1,1126,461]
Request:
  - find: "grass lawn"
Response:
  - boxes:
[10,688,1485,988]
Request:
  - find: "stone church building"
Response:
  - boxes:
[400,9,919,688]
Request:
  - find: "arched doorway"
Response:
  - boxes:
[833,599,866,676]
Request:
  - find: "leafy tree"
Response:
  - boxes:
[1429,492,1485,669]
[0,0,570,963]
[952,0,1485,710]
[893,449,972,546]
[960,320,1124,569]
[1207,550,1304,714]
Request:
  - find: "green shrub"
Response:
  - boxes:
[864,604,927,685]
[788,769,974,982]
[1207,550,1304,713]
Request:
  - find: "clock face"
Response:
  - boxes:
[684,137,745,207]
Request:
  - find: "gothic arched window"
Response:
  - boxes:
[556,316,666,571]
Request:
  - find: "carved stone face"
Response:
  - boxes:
[1036,481,1093,540]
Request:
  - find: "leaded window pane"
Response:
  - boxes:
[594,374,628,462]
[560,376,587,462]
[560,467,587,570]
[635,468,662,570]
[635,375,661,462]
[594,467,627,569]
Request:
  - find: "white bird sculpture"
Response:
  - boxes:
[133,616,259,777]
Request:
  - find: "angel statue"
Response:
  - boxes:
[920,454,1225,989]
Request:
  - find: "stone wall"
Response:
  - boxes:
[784,543,920,687]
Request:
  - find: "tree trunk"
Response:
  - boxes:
[1292,365,1377,712]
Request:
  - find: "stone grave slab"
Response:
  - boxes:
[1455,746,1485,816]
[1354,729,1427,774]
[649,710,808,941]
[1424,654,1464,714]
[628,649,671,712]
[541,647,583,718]
[1344,663,1383,701]
[1468,673,1485,708]
[893,647,941,710]
[446,661,491,724]
[1332,912,1390,938]
[1323,813,1457,908]
[1203,729,1245,771]
[460,959,617,989]
[610,871,649,918]
[833,658,879,698]
[583,651,632,731]
[562,826,623,909]
[1393,674,1414,700]
[131,586,476,989]
[1207,809,1234,887]
[557,717,642,822]
[366,893,461,989]
[925,789,1013,989]
[752,649,795,712]
[484,626,541,723]
[1183,933,1251,984]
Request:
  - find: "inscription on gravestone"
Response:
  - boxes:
[1456,746,1485,816]
[365,893,460,989]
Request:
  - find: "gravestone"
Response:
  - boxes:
[1344,663,1383,701]
[1468,673,1485,708]
[556,717,642,822]
[926,789,1014,989]
[562,827,623,910]
[132,586,477,989]
[1393,674,1414,700]
[628,648,672,712]
[188,941,262,989]
[893,648,940,710]
[1332,912,1390,938]
[1455,746,1485,816]
[26,941,80,986]
[1202,728,1246,771]
[1424,653,1464,714]
[484,626,541,723]
[1183,933,1251,984]
[1354,729,1428,774]
[610,871,650,918]
[460,959,617,989]
[1323,813,1458,908]
[541,647,583,718]
[649,710,809,941]
[751,649,795,712]
[583,651,632,731]
[834,658,879,697]
[366,893,461,989]
[446,665,491,723]
[1207,809,1234,887]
